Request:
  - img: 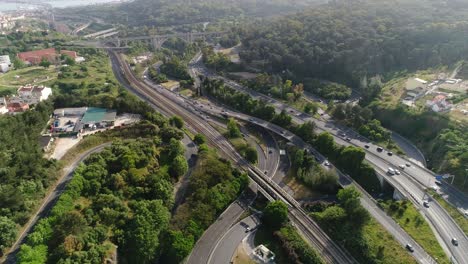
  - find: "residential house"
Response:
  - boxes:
[17,85,53,104]
[426,95,453,113]
[7,102,29,113]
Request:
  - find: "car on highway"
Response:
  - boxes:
[399,164,406,170]
[364,145,370,149]
[377,147,383,152]
[395,169,400,175]
[423,201,429,207]
[406,244,414,252]
[452,238,458,246]
[387,168,395,175]
[268,150,273,154]
[405,163,411,167]
[387,151,393,156]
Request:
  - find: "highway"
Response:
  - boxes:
[1,143,111,264]
[109,50,357,264]
[189,56,467,263]
[185,95,439,264]
[144,56,435,263]
[208,215,260,264]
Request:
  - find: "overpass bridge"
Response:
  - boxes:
[105,31,227,49]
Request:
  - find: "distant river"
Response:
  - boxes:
[0,0,124,12]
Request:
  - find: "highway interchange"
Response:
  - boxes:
[110,49,467,264]
[109,50,358,263]
[188,54,468,263]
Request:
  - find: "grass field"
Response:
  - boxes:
[0,66,58,91]
[379,200,449,263]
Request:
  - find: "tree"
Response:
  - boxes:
[337,146,366,175]
[296,121,316,143]
[314,132,336,156]
[39,58,51,68]
[227,118,241,138]
[171,155,189,177]
[304,102,318,115]
[124,200,170,264]
[337,187,370,226]
[17,244,48,264]
[13,57,25,69]
[263,201,288,229]
[164,230,195,263]
[168,138,185,159]
[193,133,206,145]
[0,216,17,253]
[170,116,184,129]
[244,146,258,164]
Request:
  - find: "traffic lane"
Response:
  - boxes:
[186,201,246,264]
[208,215,259,264]
[360,198,433,264]
[385,171,468,262]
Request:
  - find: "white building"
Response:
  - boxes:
[0,63,8,73]
[0,55,11,65]
[17,85,53,104]
[0,97,8,114]
[252,245,275,263]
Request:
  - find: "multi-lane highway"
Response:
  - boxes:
[144,55,436,263]
[189,58,468,263]
[109,50,357,264]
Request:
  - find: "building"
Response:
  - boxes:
[426,94,453,113]
[17,48,78,65]
[0,97,8,114]
[7,102,29,113]
[54,107,88,117]
[0,55,11,65]
[17,85,52,104]
[0,63,8,73]
[405,78,428,100]
[252,245,275,263]
[81,107,117,128]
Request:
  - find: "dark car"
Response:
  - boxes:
[387,152,393,156]
[406,244,414,252]
[377,147,383,152]
[452,238,458,246]
[364,145,370,149]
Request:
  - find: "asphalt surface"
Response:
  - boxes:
[208,215,260,264]
[391,131,427,167]
[186,201,249,264]
[2,143,111,264]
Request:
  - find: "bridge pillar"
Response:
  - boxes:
[151,37,167,50]
[393,189,405,200]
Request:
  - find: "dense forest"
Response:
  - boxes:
[59,0,325,27]
[18,135,248,263]
[239,0,468,87]
[0,102,58,256]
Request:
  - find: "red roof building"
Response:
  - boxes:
[7,102,29,113]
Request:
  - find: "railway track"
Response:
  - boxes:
[109,50,356,264]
